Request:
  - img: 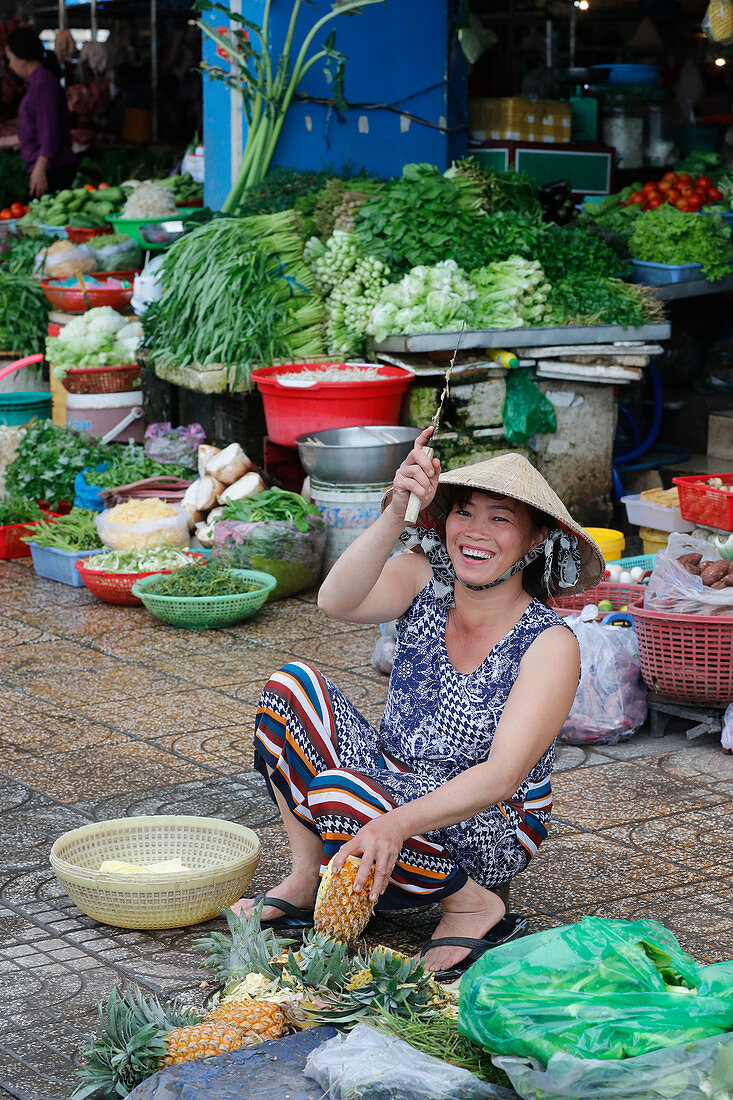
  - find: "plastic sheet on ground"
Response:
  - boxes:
[126,1026,338,1100]
[304,1023,516,1100]
[494,1031,733,1100]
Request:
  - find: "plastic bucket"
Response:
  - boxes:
[640,526,669,555]
[65,390,144,442]
[583,526,625,562]
[250,364,412,448]
[0,391,52,426]
[311,480,390,574]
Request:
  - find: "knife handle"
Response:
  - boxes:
[403,445,434,525]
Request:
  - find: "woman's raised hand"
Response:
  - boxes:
[389,426,441,521]
[331,814,406,902]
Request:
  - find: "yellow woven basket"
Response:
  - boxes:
[50,815,261,930]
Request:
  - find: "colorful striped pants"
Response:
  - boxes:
[253,662,539,909]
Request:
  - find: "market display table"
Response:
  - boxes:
[374,323,671,354]
[647,691,727,742]
[651,272,733,301]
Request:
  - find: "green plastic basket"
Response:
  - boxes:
[108,208,197,250]
[131,568,277,629]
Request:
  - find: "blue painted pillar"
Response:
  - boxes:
[202,1,468,210]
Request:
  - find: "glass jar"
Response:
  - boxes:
[602,96,645,169]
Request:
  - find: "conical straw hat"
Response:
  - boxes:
[425,452,605,595]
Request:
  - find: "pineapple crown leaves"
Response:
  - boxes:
[313,946,438,1025]
[283,929,353,992]
[193,904,296,984]
[71,985,200,1100]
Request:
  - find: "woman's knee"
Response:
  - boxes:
[259,660,321,701]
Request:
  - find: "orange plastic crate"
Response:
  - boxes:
[673,473,733,532]
[551,581,645,613]
[630,598,733,706]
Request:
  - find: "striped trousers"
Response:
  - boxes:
[253,662,542,909]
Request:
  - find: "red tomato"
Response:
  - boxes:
[675,200,692,212]
[9,202,24,218]
[666,189,681,203]
[677,172,692,183]
[686,193,703,210]
[83,184,96,191]
[679,184,694,196]
[0,209,11,220]
[97,182,110,189]
[648,196,663,208]
[663,171,679,183]
[642,182,658,194]
[628,191,645,204]
[696,176,713,190]
[658,181,672,193]
[708,187,724,200]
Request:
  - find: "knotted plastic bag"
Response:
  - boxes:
[646,531,733,615]
[502,368,556,446]
[458,917,733,1066]
[211,515,325,600]
[144,423,205,470]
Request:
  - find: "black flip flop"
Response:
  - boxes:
[420,913,528,982]
[221,893,314,928]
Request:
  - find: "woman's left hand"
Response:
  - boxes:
[332,815,406,902]
[29,163,48,197]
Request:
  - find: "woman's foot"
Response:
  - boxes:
[420,879,506,975]
[230,870,319,922]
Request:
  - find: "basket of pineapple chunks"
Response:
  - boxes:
[50,815,260,929]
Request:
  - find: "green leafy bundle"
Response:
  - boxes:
[0,272,48,356]
[92,443,191,488]
[24,509,103,551]
[0,495,45,526]
[220,487,322,532]
[547,274,664,327]
[446,157,541,217]
[630,205,733,280]
[146,562,256,597]
[5,421,111,505]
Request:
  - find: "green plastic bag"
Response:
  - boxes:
[458,917,733,1065]
[502,368,556,446]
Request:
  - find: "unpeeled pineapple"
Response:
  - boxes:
[163,1000,285,1066]
[707,0,733,42]
[313,855,375,943]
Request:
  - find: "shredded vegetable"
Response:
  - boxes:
[84,548,196,572]
[275,366,381,385]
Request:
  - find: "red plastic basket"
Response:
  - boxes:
[551,581,646,613]
[65,225,114,243]
[75,552,207,606]
[629,597,733,706]
[672,473,733,532]
[63,363,140,394]
[40,274,133,313]
[250,363,412,448]
[0,515,59,559]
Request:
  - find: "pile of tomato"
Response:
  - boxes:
[0,202,29,220]
[622,172,724,213]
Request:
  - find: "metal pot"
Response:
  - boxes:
[295,425,420,485]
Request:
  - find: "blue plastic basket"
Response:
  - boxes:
[607,554,656,570]
[28,543,103,586]
[37,224,69,239]
[630,259,702,286]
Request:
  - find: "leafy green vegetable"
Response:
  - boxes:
[0,271,48,355]
[84,548,196,572]
[0,495,45,526]
[5,421,112,505]
[470,258,550,328]
[546,274,664,327]
[220,487,322,533]
[368,260,474,342]
[146,562,256,597]
[446,157,541,217]
[84,442,191,489]
[24,508,103,551]
[630,205,733,280]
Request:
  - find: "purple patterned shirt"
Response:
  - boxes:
[17,66,75,173]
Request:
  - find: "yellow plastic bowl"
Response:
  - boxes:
[583,526,625,563]
[50,815,261,929]
[640,526,670,556]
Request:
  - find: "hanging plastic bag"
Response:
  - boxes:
[458,917,733,1066]
[144,423,206,470]
[502,369,556,446]
[703,0,733,44]
[559,609,647,744]
[371,620,397,675]
[304,1023,515,1100]
[646,531,733,615]
[494,1031,733,1100]
[210,515,325,600]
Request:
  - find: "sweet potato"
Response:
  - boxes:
[700,560,729,586]
[677,553,703,569]
[711,580,728,589]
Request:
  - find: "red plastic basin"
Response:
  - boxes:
[65,225,114,244]
[40,273,134,313]
[250,363,412,448]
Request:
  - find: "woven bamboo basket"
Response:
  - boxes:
[50,815,260,929]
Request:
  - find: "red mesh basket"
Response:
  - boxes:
[75,552,207,606]
[629,597,733,706]
[551,581,646,613]
[672,473,733,532]
[63,363,140,394]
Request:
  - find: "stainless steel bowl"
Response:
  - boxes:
[138,219,186,246]
[295,425,421,485]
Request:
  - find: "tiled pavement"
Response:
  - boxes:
[1,555,732,1099]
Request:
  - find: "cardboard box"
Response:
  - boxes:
[468,97,572,144]
[707,409,733,460]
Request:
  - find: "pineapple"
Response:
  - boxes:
[194,905,296,991]
[72,984,285,1098]
[308,945,441,1026]
[313,855,375,943]
[707,0,733,41]
[284,928,353,991]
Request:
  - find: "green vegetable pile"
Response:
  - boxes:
[24,509,103,551]
[158,173,203,203]
[92,446,191,488]
[0,232,55,278]
[0,272,48,355]
[146,562,257,597]
[220,487,323,531]
[84,548,196,573]
[629,205,733,281]
[0,495,45,526]
[20,186,127,230]
[446,157,541,218]
[547,275,664,327]
[5,421,109,505]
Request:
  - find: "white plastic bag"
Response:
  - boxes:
[646,532,733,616]
[371,620,397,675]
[44,242,96,278]
[304,1024,514,1100]
[559,609,647,745]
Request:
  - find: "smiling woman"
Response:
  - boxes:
[233,431,604,982]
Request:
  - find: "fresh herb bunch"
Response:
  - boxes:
[372,1016,512,1091]
[0,495,44,526]
[630,204,733,281]
[0,272,48,356]
[220,487,322,532]
[24,509,103,551]
[0,232,54,277]
[5,421,111,505]
[447,157,541,217]
[235,166,377,221]
[91,443,191,488]
[147,562,257,597]
[546,274,664,327]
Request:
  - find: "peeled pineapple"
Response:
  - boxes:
[313,855,375,943]
[163,1000,285,1066]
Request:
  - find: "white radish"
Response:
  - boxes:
[197,444,221,478]
[205,442,254,485]
[196,521,217,548]
[183,475,225,513]
[218,470,266,504]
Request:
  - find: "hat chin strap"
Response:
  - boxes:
[457,529,581,594]
[456,541,546,592]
